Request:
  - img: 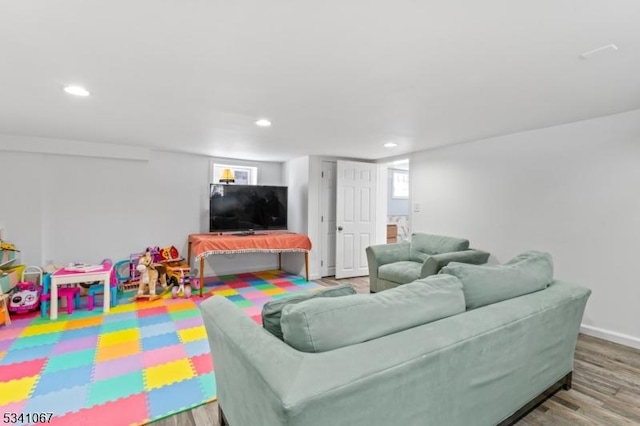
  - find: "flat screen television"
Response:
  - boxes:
[209,184,288,233]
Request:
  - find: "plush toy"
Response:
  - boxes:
[136,250,167,297]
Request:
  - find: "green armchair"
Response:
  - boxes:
[366,233,490,293]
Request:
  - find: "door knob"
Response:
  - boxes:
[337,226,343,231]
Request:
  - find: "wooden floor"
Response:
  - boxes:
[153,276,640,426]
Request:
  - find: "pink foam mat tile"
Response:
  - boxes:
[142,344,188,369]
[190,353,213,375]
[52,335,99,355]
[0,358,47,381]
[0,400,27,416]
[47,393,148,426]
[226,281,251,289]
[0,326,27,341]
[243,306,261,317]
[137,306,169,318]
[241,291,269,300]
[93,354,144,381]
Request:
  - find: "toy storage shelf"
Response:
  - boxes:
[0,250,18,269]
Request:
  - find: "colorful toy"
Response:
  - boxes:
[8,266,45,315]
[132,249,168,301]
[9,281,42,314]
[169,268,199,298]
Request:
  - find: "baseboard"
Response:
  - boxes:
[580,324,640,350]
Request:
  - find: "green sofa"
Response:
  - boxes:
[366,232,490,293]
[200,251,591,426]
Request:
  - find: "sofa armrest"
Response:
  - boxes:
[366,243,410,292]
[200,296,305,426]
[366,243,410,267]
[421,249,490,278]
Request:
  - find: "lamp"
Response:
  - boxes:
[219,168,235,184]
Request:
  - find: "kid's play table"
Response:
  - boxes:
[50,265,112,320]
[188,232,312,297]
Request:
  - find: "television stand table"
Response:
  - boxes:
[188,232,312,297]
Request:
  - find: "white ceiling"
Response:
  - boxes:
[1,1,639,162]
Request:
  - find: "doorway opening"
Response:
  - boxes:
[385,158,410,243]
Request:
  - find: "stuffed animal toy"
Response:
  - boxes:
[136,250,167,296]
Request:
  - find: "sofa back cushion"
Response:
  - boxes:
[280,275,465,353]
[440,250,553,310]
[262,284,356,340]
[410,233,470,262]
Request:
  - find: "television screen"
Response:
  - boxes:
[209,184,288,232]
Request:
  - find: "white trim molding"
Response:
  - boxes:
[580,324,640,350]
[0,134,150,161]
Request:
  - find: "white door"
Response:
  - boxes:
[335,160,377,278]
[321,161,337,277]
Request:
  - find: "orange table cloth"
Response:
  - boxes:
[189,232,312,260]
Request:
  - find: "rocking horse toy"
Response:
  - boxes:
[131,249,168,302]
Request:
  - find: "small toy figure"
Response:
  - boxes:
[169,268,200,298]
[134,249,168,301]
[9,282,42,314]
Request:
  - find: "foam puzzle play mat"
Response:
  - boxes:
[0,271,320,425]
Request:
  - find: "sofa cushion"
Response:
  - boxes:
[261,284,356,340]
[280,274,465,353]
[440,250,553,310]
[410,233,470,262]
[378,261,422,284]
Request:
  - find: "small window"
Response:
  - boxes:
[392,170,409,199]
[212,163,258,185]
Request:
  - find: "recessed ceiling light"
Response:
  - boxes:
[384,142,398,148]
[63,85,90,97]
[255,119,272,127]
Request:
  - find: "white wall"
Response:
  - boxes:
[282,156,311,277]
[409,109,640,348]
[1,137,284,277]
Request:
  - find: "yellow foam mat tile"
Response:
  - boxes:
[0,376,38,405]
[106,303,138,314]
[65,316,104,330]
[262,288,286,295]
[211,289,238,296]
[177,326,207,344]
[143,359,195,391]
[0,350,5,363]
[95,339,141,362]
[98,329,141,347]
[20,321,68,337]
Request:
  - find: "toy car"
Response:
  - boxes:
[9,281,42,314]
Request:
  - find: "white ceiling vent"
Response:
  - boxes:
[580,44,619,60]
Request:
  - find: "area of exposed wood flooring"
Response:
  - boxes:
[152,275,640,426]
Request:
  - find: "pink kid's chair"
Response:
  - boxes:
[40,273,81,318]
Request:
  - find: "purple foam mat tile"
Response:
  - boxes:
[174,317,203,330]
[246,297,271,307]
[93,353,143,381]
[0,338,16,351]
[52,335,99,355]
